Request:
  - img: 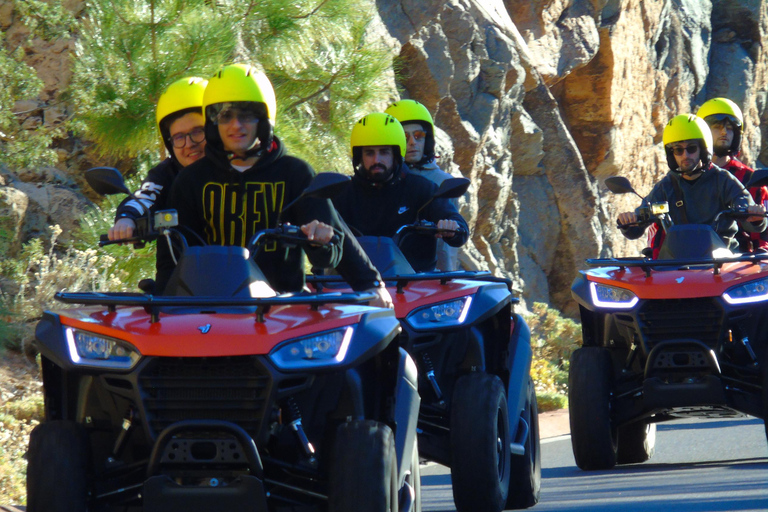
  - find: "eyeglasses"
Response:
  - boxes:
[216,109,259,125]
[670,144,699,156]
[405,130,426,141]
[170,127,205,148]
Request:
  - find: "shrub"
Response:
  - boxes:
[526,302,581,410]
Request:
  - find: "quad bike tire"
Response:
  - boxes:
[569,347,618,470]
[762,364,768,445]
[450,372,510,512]
[616,422,656,464]
[27,420,90,512]
[505,379,541,509]
[329,419,399,512]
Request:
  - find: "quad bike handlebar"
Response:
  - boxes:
[395,219,467,238]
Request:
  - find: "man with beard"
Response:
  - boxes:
[697,97,768,252]
[617,113,766,256]
[332,112,468,272]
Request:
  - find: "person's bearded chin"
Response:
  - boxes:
[366,163,391,182]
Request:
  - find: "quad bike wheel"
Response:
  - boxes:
[617,422,656,464]
[27,420,90,512]
[450,372,510,512]
[569,347,618,470]
[329,420,399,512]
[506,379,541,509]
[762,365,768,445]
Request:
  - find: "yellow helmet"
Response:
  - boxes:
[350,112,407,168]
[385,99,436,163]
[662,114,713,170]
[203,64,277,154]
[155,77,207,157]
[696,97,743,155]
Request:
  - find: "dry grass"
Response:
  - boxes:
[0,351,43,506]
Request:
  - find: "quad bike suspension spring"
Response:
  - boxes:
[421,353,445,406]
[108,408,136,465]
[282,398,316,462]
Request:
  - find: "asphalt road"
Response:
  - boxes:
[420,416,768,511]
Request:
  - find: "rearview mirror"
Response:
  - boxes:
[604,176,636,195]
[746,168,768,189]
[85,167,131,196]
[434,177,470,200]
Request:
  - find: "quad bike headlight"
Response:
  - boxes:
[65,328,142,370]
[589,282,639,309]
[723,277,768,304]
[270,327,353,370]
[405,296,472,329]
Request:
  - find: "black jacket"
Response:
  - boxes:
[333,164,469,272]
[115,158,181,285]
[165,137,347,293]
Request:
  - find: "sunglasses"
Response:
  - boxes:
[405,130,426,141]
[170,127,205,148]
[216,109,259,125]
[670,144,699,156]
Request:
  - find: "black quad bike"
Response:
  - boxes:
[569,175,768,470]
[26,168,422,512]
[310,177,540,511]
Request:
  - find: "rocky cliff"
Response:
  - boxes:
[4,0,768,315]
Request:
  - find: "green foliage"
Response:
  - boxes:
[0,34,59,169]
[69,0,395,170]
[70,0,237,160]
[12,0,76,40]
[527,302,581,409]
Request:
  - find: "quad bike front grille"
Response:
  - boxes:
[637,298,723,349]
[138,356,271,439]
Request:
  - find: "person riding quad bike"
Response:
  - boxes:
[696,97,768,252]
[617,113,766,258]
[26,167,422,512]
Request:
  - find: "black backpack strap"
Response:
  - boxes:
[670,174,688,224]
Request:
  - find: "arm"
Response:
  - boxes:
[425,197,469,247]
[110,160,177,240]
[726,176,767,233]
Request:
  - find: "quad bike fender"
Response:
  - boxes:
[34,312,72,371]
[462,283,512,325]
[392,347,421,488]
[571,273,593,311]
[506,313,533,450]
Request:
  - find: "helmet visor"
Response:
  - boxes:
[704,113,742,128]
[206,102,267,125]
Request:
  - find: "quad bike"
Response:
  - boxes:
[569,175,768,470]
[26,168,422,512]
[310,177,540,511]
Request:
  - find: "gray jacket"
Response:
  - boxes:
[622,164,767,249]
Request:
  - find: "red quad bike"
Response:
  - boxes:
[570,174,768,470]
[310,177,540,511]
[26,168,422,512]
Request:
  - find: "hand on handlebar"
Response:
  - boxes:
[108,218,136,245]
[301,220,335,245]
[366,285,394,309]
[617,212,638,228]
[746,204,766,223]
[436,219,459,239]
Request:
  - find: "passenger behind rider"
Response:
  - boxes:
[165,64,391,306]
[331,112,469,272]
[108,77,208,285]
[617,113,766,257]
[384,100,461,271]
[696,97,768,252]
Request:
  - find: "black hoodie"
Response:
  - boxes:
[164,137,345,293]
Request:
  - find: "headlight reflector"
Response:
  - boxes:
[270,327,353,370]
[65,328,141,369]
[406,297,472,329]
[589,282,638,309]
[723,277,768,304]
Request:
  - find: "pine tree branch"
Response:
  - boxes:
[286,73,338,111]
[291,0,332,20]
